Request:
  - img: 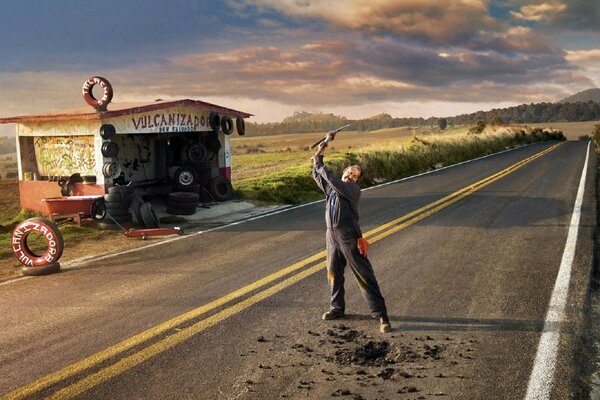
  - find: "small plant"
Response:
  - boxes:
[438,118,447,131]
[468,120,486,135]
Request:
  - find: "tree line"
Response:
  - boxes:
[247,101,600,135]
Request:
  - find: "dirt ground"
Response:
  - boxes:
[0,179,20,222]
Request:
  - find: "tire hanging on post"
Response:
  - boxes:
[101,141,119,158]
[209,112,220,133]
[100,124,116,140]
[221,116,234,135]
[236,116,245,136]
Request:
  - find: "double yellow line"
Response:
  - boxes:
[3,142,562,400]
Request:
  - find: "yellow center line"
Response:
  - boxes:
[1,142,562,400]
[364,142,561,240]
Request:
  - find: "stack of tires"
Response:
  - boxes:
[167,192,199,215]
[98,186,133,230]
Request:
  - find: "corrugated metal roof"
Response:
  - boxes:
[0,99,253,124]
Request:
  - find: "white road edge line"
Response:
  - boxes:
[13,142,542,274]
[524,141,590,400]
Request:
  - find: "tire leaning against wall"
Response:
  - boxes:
[139,203,160,228]
[12,218,64,272]
[208,176,234,202]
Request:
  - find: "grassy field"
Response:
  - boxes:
[230,125,471,181]
[524,120,600,140]
[232,125,566,204]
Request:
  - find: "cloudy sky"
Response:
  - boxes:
[0,0,598,134]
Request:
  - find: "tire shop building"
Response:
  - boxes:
[0,77,252,227]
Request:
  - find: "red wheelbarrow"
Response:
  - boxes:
[42,196,105,224]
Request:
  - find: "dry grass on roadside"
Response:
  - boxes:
[525,120,600,140]
[233,126,566,204]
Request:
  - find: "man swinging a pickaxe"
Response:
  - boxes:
[310,127,391,333]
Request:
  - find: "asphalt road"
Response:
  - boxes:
[0,140,596,400]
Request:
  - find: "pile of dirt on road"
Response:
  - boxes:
[226,322,479,399]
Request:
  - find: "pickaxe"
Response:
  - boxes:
[309,124,351,150]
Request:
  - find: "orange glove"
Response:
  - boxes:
[357,237,369,257]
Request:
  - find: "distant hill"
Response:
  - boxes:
[560,88,600,103]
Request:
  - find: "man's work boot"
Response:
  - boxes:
[379,314,391,333]
[322,311,345,320]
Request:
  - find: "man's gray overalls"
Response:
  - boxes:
[312,155,388,317]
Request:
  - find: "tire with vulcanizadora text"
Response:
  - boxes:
[12,218,64,268]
